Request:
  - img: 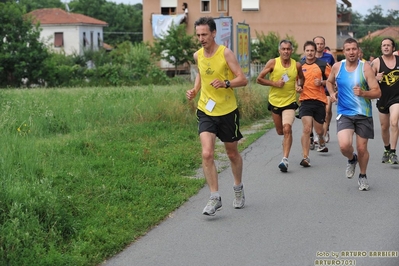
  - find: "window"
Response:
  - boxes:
[90,31,94,50]
[201,0,210,12]
[83,32,89,47]
[218,0,227,12]
[242,0,259,11]
[161,0,177,15]
[161,7,176,15]
[54,32,63,47]
[98,32,101,48]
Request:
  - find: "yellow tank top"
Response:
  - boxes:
[268,57,298,107]
[197,45,236,116]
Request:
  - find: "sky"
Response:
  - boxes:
[111,0,142,5]
[111,0,398,16]
[345,0,399,16]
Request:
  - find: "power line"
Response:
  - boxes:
[104,32,143,34]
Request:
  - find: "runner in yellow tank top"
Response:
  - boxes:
[196,45,236,116]
[256,40,305,172]
[186,17,247,216]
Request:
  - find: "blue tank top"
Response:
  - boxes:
[336,60,372,117]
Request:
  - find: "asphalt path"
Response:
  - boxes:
[102,103,399,266]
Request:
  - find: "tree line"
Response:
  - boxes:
[1,0,143,45]
[0,1,398,88]
[347,5,399,39]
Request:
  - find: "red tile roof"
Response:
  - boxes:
[27,8,108,26]
[358,27,399,42]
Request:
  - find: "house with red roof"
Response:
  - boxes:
[27,8,108,55]
[357,27,399,43]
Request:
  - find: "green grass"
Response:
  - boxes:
[0,84,271,265]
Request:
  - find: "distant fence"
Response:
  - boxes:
[250,63,265,78]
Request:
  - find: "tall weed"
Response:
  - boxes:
[0,84,270,265]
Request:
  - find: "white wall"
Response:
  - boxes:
[40,25,104,55]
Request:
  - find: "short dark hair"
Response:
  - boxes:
[183,2,188,9]
[303,41,316,51]
[343,38,358,48]
[381,37,396,49]
[194,17,216,32]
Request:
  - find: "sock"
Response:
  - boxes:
[233,183,243,190]
[310,132,314,138]
[359,173,366,178]
[211,192,220,199]
[390,149,396,154]
[385,144,391,151]
[349,154,357,163]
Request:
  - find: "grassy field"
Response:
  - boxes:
[0,84,271,265]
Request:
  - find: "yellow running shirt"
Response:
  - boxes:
[197,45,236,116]
[268,57,298,107]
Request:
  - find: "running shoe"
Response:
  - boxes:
[317,144,329,152]
[346,153,358,179]
[381,150,390,163]
[300,157,311,167]
[358,176,370,191]
[310,136,315,150]
[389,152,398,164]
[202,196,222,216]
[233,185,245,209]
[278,157,289,172]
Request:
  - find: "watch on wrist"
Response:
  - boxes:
[224,80,231,88]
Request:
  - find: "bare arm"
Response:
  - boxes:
[256,59,285,87]
[186,52,201,100]
[223,48,248,88]
[370,58,383,82]
[354,62,381,99]
[326,62,339,102]
[296,62,305,85]
[295,62,305,93]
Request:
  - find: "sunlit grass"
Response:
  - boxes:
[0,83,271,265]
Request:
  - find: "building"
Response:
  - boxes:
[27,8,108,55]
[358,27,399,43]
[143,0,338,57]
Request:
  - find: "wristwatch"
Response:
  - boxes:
[224,80,231,88]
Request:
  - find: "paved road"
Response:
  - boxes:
[102,104,399,266]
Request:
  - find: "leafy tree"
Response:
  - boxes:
[69,0,142,45]
[348,11,368,39]
[251,31,299,63]
[0,2,49,87]
[359,36,384,60]
[152,23,199,76]
[17,0,63,13]
[363,5,390,27]
[386,9,399,25]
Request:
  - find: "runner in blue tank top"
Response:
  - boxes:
[326,38,381,191]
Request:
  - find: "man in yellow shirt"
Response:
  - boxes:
[256,40,305,172]
[186,17,247,216]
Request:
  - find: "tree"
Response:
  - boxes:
[0,2,49,87]
[17,0,63,13]
[386,9,399,25]
[152,23,199,76]
[69,0,143,45]
[251,31,299,63]
[363,5,390,28]
[359,36,384,60]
